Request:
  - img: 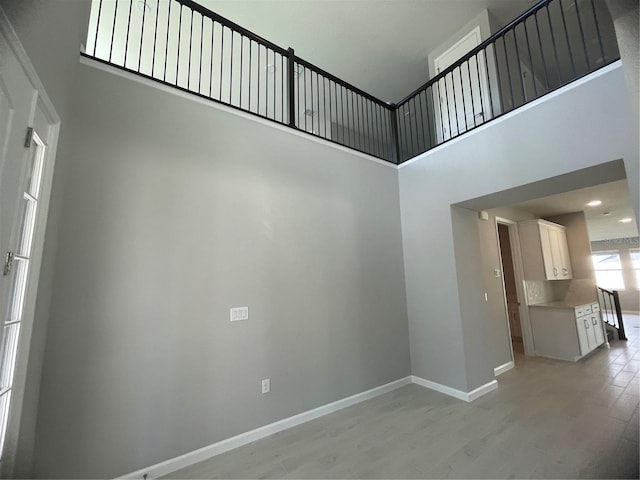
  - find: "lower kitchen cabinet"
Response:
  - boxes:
[530,302,606,361]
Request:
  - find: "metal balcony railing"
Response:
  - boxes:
[83,0,620,165]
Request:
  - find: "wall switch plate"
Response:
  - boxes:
[261,378,270,394]
[230,307,249,322]
[494,269,502,278]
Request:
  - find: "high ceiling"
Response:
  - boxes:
[511,180,639,242]
[200,0,534,102]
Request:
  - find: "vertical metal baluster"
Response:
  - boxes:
[574,0,591,70]
[315,71,320,133]
[434,82,444,144]
[248,40,252,110]
[273,52,277,120]
[348,88,354,147]
[328,79,333,139]
[558,0,577,76]
[198,15,203,93]
[93,0,103,57]
[323,76,328,138]
[176,5,183,84]
[473,54,484,124]
[403,104,410,157]
[124,0,134,67]
[546,3,562,84]
[239,36,243,108]
[357,95,364,150]
[229,32,234,104]
[368,101,375,154]
[281,53,284,123]
[523,19,537,98]
[303,66,307,130]
[219,27,224,100]
[409,102,416,156]
[512,27,526,103]
[458,65,469,132]
[340,84,345,144]
[187,10,193,89]
[376,104,383,157]
[263,47,268,116]
[109,0,118,62]
[488,43,501,115]
[502,35,515,110]
[450,71,461,136]
[366,98,372,153]
[137,0,146,72]
[589,0,606,65]
[465,61,475,129]
[310,71,314,133]
[363,98,370,153]
[534,12,550,90]
[417,92,425,152]
[296,61,301,129]
[424,89,434,148]
[163,0,171,81]
[350,89,356,148]
[151,0,159,77]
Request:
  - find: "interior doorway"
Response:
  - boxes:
[497,221,524,360]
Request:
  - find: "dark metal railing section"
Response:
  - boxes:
[395,0,619,162]
[84,0,395,162]
[83,0,620,165]
[597,286,627,341]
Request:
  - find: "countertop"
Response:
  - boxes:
[529,300,598,309]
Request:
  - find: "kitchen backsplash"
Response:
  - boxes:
[525,279,597,305]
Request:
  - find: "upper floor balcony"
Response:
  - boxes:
[83,0,620,165]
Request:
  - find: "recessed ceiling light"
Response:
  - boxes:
[619,217,633,223]
[586,200,602,207]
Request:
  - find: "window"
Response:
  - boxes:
[631,249,640,290]
[592,251,625,290]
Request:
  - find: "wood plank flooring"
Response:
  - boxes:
[165,315,640,479]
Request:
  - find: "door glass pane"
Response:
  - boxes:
[0,324,20,390]
[25,141,45,199]
[5,258,29,324]
[0,391,11,457]
[17,197,36,257]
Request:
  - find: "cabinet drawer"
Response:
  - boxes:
[575,307,586,317]
[591,303,600,313]
[583,305,593,315]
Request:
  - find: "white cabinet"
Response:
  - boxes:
[519,220,573,280]
[576,303,604,356]
[530,302,605,361]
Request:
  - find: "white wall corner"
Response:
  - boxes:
[493,361,515,376]
[117,376,412,479]
[411,375,498,402]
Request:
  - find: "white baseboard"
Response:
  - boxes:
[411,375,498,402]
[117,376,412,479]
[494,361,515,376]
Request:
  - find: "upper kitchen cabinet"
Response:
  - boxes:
[519,220,573,281]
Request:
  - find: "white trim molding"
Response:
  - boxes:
[411,375,498,402]
[118,376,412,479]
[494,361,515,376]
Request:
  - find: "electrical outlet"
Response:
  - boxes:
[261,378,270,394]
[230,306,249,322]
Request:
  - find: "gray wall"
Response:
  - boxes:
[33,64,410,478]
[399,63,635,393]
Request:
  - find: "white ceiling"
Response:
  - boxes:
[200,0,534,102]
[511,180,639,242]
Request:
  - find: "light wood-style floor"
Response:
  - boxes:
[166,315,640,479]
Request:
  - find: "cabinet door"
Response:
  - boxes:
[591,315,605,346]
[556,228,573,279]
[576,317,591,355]
[539,225,557,279]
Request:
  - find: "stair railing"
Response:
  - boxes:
[597,286,627,341]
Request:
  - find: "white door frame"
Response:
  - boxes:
[495,217,535,357]
[0,7,60,477]
[433,25,492,142]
